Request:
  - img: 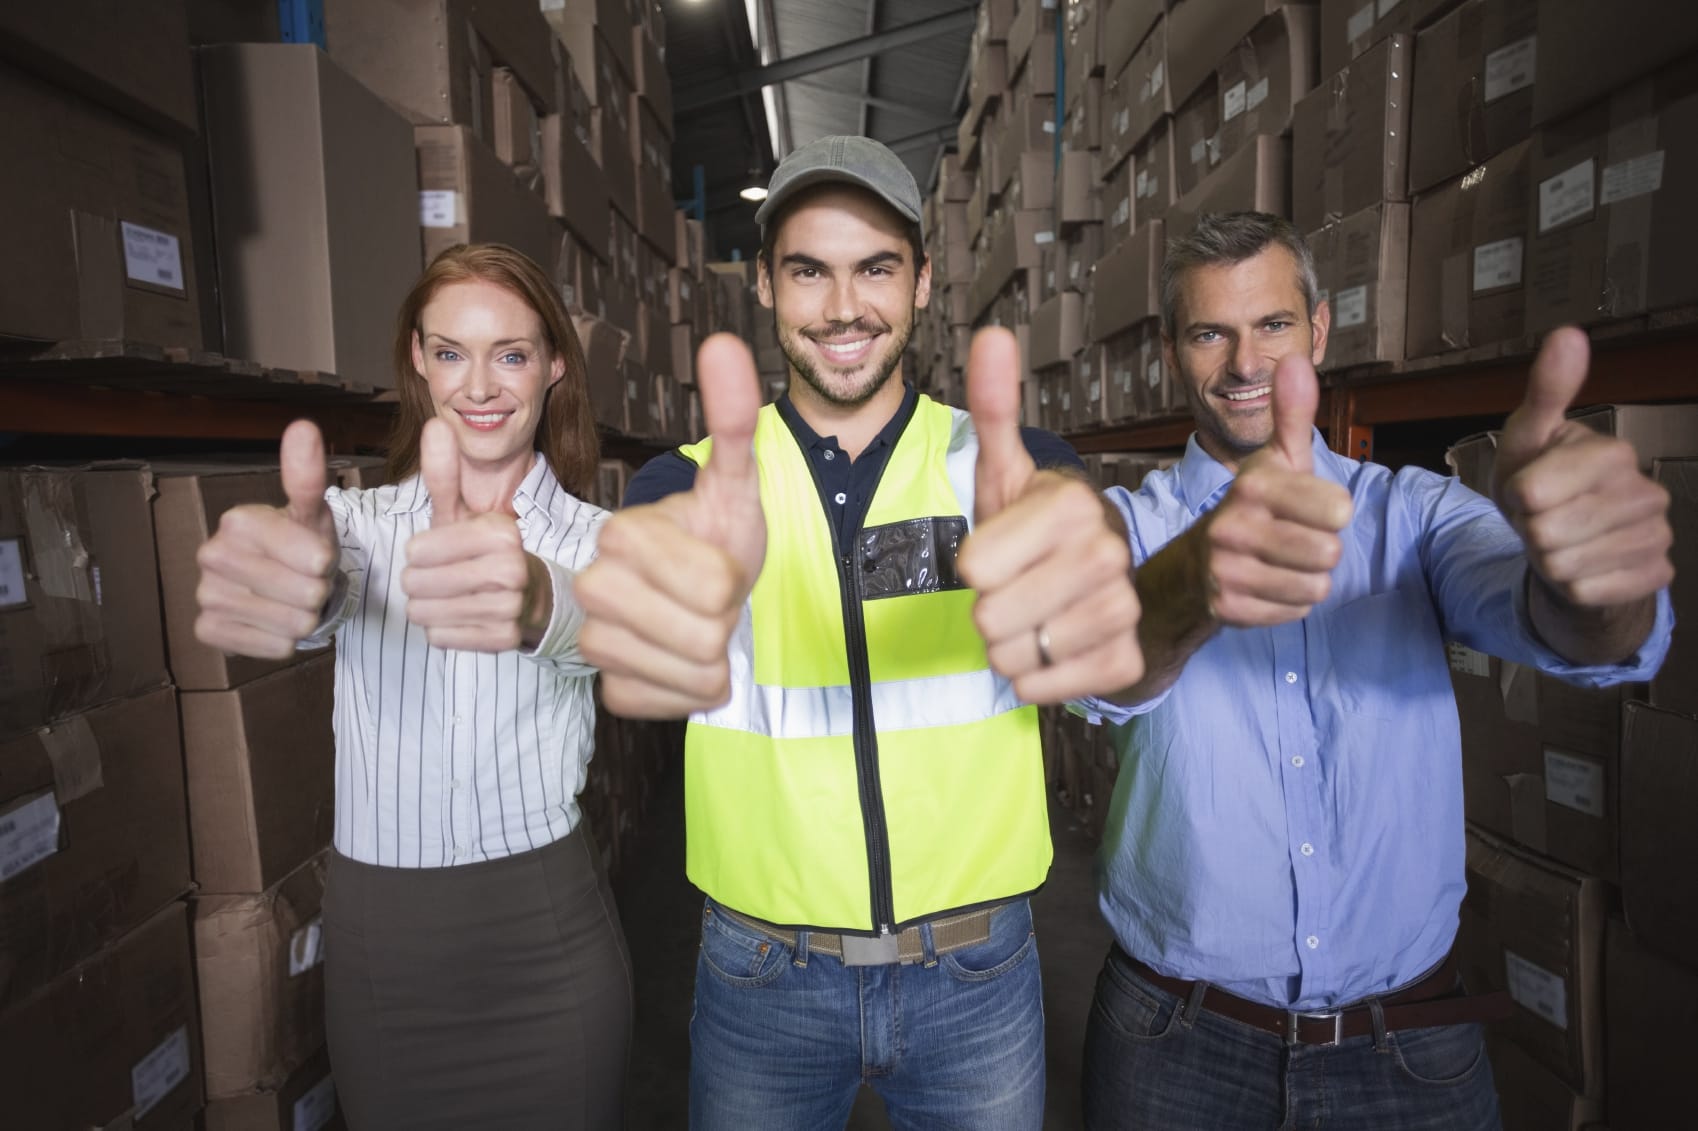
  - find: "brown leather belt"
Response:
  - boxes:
[715,904,999,966]
[1126,950,1514,1046]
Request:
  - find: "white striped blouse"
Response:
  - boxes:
[301,453,608,868]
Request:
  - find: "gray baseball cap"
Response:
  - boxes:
[753,135,924,236]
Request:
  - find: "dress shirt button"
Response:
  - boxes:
[1306,935,1320,950]
[1301,842,1315,857]
[834,492,848,505]
[451,780,464,792]
[1291,755,1305,768]
[823,449,836,461]
[1285,671,1298,684]
[449,715,463,726]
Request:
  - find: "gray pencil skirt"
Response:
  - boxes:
[323,826,633,1130]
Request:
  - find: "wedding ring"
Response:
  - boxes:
[1036,626,1055,668]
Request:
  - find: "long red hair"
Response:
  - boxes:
[384,243,599,496]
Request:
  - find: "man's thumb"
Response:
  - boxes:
[1502,326,1589,468]
[695,333,762,494]
[1268,354,1321,474]
[966,326,1035,521]
[419,418,465,526]
[280,419,329,527]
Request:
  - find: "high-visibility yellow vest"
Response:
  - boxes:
[678,395,1050,932]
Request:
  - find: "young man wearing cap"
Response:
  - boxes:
[573,136,1145,1127]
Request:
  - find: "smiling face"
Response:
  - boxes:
[757,185,931,412]
[1165,244,1330,470]
[410,278,565,482]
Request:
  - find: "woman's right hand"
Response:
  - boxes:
[194,418,339,659]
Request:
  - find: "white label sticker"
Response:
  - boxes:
[1223,81,1248,121]
[1190,139,1208,166]
[1247,77,1270,112]
[1090,379,1102,399]
[290,915,325,976]
[132,1027,191,1118]
[1447,643,1491,678]
[0,537,24,608]
[1042,119,1056,134]
[1472,237,1524,292]
[1146,359,1162,388]
[1600,150,1666,205]
[1348,2,1377,43]
[626,378,638,398]
[1544,749,1606,818]
[420,190,458,228]
[120,222,184,292]
[1152,61,1165,96]
[0,792,61,882]
[1378,0,1403,15]
[293,1075,338,1131]
[1112,198,1131,227]
[1504,951,1569,1030]
[1034,230,1056,245]
[1136,170,1150,196]
[1484,36,1537,103]
[1539,159,1595,232]
[1335,284,1369,328]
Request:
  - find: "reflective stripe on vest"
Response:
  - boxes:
[679,395,1051,931]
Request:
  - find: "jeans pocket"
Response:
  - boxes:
[941,902,1038,984]
[1389,1023,1488,1086]
[1092,960,1182,1043]
[698,905,792,988]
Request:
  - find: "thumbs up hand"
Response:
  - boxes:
[1492,327,1673,609]
[1196,354,1354,627]
[575,334,767,718]
[402,418,553,652]
[194,419,339,659]
[955,328,1145,704]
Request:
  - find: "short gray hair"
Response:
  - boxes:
[1160,211,1319,339]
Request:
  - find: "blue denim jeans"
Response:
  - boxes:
[688,896,1046,1131]
[1082,945,1502,1131]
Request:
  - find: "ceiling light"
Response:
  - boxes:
[739,184,769,202]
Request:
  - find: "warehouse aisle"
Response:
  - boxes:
[613,758,1111,1130]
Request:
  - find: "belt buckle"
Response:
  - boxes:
[840,930,901,966]
[1289,1009,1345,1046]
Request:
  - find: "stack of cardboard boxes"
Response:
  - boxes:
[1445,409,1698,1131]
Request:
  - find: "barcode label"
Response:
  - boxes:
[1600,151,1665,205]
[1335,285,1369,328]
[294,1075,338,1131]
[420,191,458,228]
[0,537,24,608]
[1544,749,1605,818]
[1473,237,1524,292]
[1539,160,1596,232]
[1223,81,1248,121]
[131,1027,191,1118]
[121,222,184,292]
[0,792,61,882]
[1484,36,1537,103]
[1447,643,1490,678]
[1504,951,1568,1030]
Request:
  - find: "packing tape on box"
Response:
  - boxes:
[38,714,103,805]
[1602,87,1661,320]
[21,475,100,642]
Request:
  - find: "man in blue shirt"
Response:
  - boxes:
[1080,211,1674,1131]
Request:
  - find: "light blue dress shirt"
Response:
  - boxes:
[1088,430,1672,1010]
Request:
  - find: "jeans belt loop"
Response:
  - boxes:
[1288,1009,1345,1047]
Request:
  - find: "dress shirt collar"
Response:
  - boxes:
[1175,427,1343,515]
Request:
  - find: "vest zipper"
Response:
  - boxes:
[837,549,896,932]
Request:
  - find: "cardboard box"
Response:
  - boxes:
[1037,364,1074,433]
[1060,224,1107,295]
[941,154,976,203]
[1133,119,1178,231]
[631,22,671,124]
[1168,134,1291,240]
[1089,220,1165,341]
[1449,640,1548,851]
[196,852,329,1098]
[180,654,336,895]
[1173,80,1222,199]
[1308,203,1409,369]
[416,125,562,275]
[1009,0,1059,75]
[1618,703,1698,970]
[1011,150,1058,214]
[969,42,1011,132]
[204,1046,343,1131]
[0,687,190,1010]
[1319,0,1419,78]
[1166,0,1286,109]
[574,314,631,432]
[1487,1031,1604,1131]
[1652,458,1698,716]
[0,1,195,135]
[0,901,203,1131]
[150,465,311,691]
[542,0,636,95]
[490,67,542,174]
[1408,0,1539,196]
[201,44,419,389]
[1031,292,1088,369]
[636,165,679,266]
[1125,16,1173,159]
[1532,0,1698,127]
[0,66,203,348]
[325,0,560,131]
[1525,57,1698,334]
[1064,75,1105,150]
[542,114,610,261]
[1105,155,1135,244]
[593,104,639,226]
[1104,0,1167,85]
[1013,31,1059,100]
[1458,825,1606,1095]
[1605,918,1698,1131]
[1064,0,1106,112]
[1215,6,1317,169]
[1406,139,1531,358]
[1059,149,1104,230]
[1102,320,1169,420]
[1292,34,1411,234]
[0,465,170,736]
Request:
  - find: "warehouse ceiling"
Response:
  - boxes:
[664,0,975,261]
